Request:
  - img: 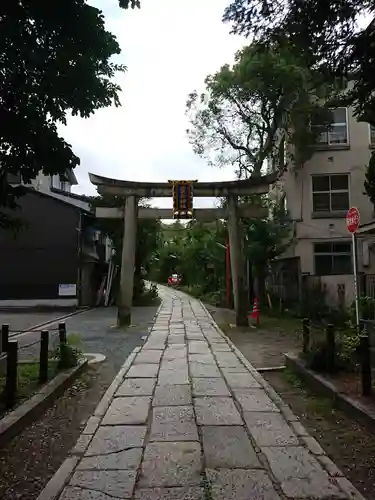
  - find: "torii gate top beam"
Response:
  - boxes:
[89,172,277,198]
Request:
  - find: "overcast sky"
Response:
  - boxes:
[59,0,245,208]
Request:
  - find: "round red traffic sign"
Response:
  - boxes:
[346,207,360,233]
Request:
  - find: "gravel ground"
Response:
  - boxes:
[205,304,299,368]
[0,305,158,500]
[204,304,375,499]
[265,371,375,500]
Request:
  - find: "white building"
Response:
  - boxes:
[272,107,375,306]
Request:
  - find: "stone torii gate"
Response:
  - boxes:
[89,173,276,327]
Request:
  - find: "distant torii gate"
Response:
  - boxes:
[89,173,276,327]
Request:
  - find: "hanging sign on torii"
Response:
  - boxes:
[168,180,197,219]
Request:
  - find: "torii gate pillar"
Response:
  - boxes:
[117,195,138,326]
[227,195,249,326]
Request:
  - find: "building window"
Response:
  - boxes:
[312,174,349,213]
[369,124,375,147]
[314,242,352,275]
[316,107,349,146]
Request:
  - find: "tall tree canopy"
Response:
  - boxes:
[223,0,374,123]
[119,0,140,7]
[186,41,331,178]
[0,1,125,228]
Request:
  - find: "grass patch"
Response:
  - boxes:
[16,361,59,398]
[283,367,305,389]
[250,314,302,334]
[282,368,336,418]
[0,360,59,407]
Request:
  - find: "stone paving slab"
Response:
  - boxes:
[134,486,205,500]
[126,364,159,378]
[202,426,260,468]
[69,470,136,498]
[244,412,300,447]
[206,468,281,500]
[153,385,192,406]
[134,351,163,364]
[139,442,202,487]
[150,406,198,442]
[40,288,365,500]
[101,397,151,425]
[116,378,156,397]
[77,448,143,471]
[85,426,147,456]
[194,396,243,425]
[192,377,230,396]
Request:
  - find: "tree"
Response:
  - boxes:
[119,0,141,7]
[242,198,291,300]
[151,220,228,305]
[186,42,310,302]
[186,41,331,178]
[0,1,125,228]
[223,0,375,123]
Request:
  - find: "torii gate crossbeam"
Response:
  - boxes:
[89,173,277,327]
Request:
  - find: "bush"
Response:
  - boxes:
[349,296,375,324]
[303,329,360,373]
[53,333,84,369]
[200,289,226,307]
[133,282,160,306]
[182,284,205,298]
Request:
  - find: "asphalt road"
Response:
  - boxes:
[1,306,158,364]
[0,304,159,500]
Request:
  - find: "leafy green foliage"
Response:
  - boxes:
[134,283,160,306]
[349,296,375,323]
[304,329,360,373]
[223,1,374,125]
[186,41,331,178]
[0,1,125,227]
[119,0,141,7]
[151,220,228,305]
[54,333,84,369]
[151,208,291,306]
[223,1,375,207]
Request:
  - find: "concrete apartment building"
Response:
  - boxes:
[272,106,375,306]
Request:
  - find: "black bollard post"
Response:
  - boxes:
[360,334,372,396]
[326,324,335,372]
[39,330,49,383]
[5,340,18,408]
[58,322,68,368]
[302,318,310,354]
[1,324,9,353]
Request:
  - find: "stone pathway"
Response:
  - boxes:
[38,289,365,500]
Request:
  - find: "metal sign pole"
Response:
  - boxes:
[352,231,360,328]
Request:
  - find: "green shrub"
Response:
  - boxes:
[133,283,160,306]
[53,333,84,369]
[303,329,360,373]
[182,284,205,298]
[200,289,226,307]
[349,296,375,324]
